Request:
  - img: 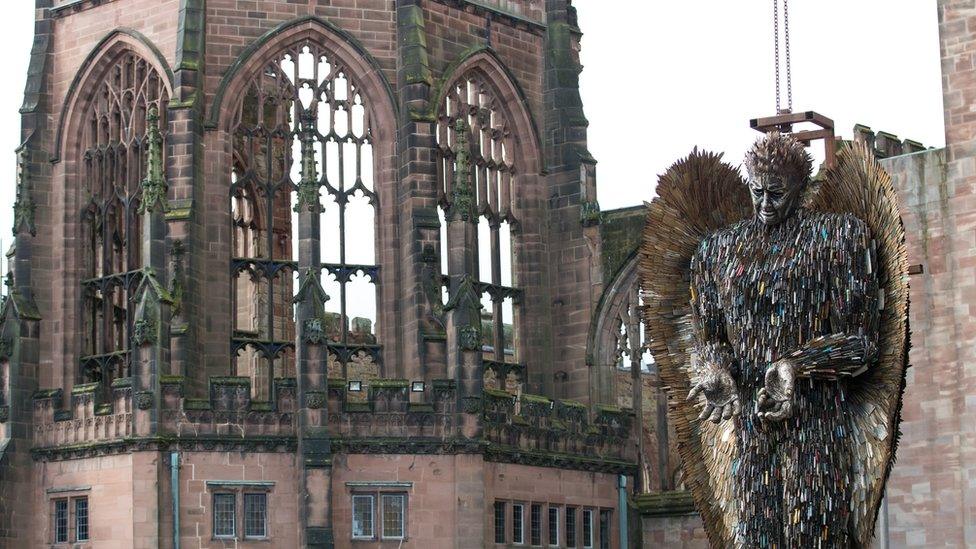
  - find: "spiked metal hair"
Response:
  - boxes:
[744,132,813,186]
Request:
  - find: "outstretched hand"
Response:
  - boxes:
[687,367,741,424]
[757,359,796,423]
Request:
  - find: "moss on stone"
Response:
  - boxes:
[369,379,409,388]
[71,383,99,395]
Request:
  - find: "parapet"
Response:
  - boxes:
[849,124,928,159]
[483,389,636,470]
[31,376,636,473]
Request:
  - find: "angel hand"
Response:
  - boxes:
[688,367,740,423]
[757,359,796,423]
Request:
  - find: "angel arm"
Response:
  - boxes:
[690,237,734,367]
[784,215,880,380]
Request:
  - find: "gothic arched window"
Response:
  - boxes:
[230,41,380,397]
[436,73,520,373]
[80,52,168,388]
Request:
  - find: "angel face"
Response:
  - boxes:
[749,173,804,226]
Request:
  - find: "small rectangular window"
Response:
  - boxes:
[75,497,90,542]
[244,493,267,539]
[352,495,375,539]
[381,494,406,540]
[213,493,236,538]
[512,503,525,544]
[530,504,542,546]
[548,506,559,547]
[494,501,506,543]
[599,510,612,549]
[582,509,594,548]
[566,507,577,547]
[54,499,68,544]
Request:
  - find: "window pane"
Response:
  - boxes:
[352,495,374,539]
[381,494,405,539]
[530,504,542,546]
[244,493,267,538]
[75,497,90,541]
[213,493,236,538]
[494,501,506,543]
[566,507,577,547]
[582,509,593,548]
[54,499,68,543]
[599,510,612,549]
[512,503,524,544]
[548,507,559,547]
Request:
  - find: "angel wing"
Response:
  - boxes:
[638,143,909,548]
[639,149,752,547]
[810,141,910,544]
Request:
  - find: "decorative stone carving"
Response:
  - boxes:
[447,119,475,222]
[12,148,36,236]
[461,396,482,415]
[132,317,157,346]
[134,391,154,410]
[138,105,169,215]
[0,405,9,423]
[303,318,327,345]
[304,391,326,410]
[293,110,321,213]
[458,325,481,352]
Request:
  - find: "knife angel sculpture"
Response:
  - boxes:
[639,133,909,548]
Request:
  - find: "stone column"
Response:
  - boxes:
[0,147,42,545]
[443,121,484,438]
[395,0,445,381]
[131,106,173,438]
[293,110,333,548]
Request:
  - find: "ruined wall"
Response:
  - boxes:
[881,147,966,547]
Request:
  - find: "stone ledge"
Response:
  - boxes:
[635,491,698,518]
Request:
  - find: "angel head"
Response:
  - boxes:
[744,132,813,226]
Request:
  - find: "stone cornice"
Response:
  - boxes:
[31,435,638,475]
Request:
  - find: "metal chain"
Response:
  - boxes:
[783,0,793,112]
[773,0,781,113]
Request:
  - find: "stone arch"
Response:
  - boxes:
[53,31,173,392]
[435,48,542,174]
[211,16,399,386]
[588,252,682,493]
[52,28,174,163]
[207,15,398,140]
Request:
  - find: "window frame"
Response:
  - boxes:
[212,492,237,540]
[494,501,507,544]
[53,498,69,544]
[380,493,406,540]
[599,509,613,549]
[74,496,90,542]
[566,506,578,548]
[530,503,542,546]
[548,505,560,547]
[352,494,376,540]
[582,508,594,548]
[243,492,268,540]
[512,502,525,544]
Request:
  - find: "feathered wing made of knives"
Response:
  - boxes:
[638,140,909,547]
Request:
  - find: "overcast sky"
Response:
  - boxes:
[0,0,945,258]
[575,0,944,209]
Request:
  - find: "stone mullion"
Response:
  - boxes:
[132,106,172,438]
[444,120,484,438]
[293,110,332,549]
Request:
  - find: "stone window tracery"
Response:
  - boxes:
[230,42,380,397]
[80,51,168,389]
[436,72,521,382]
